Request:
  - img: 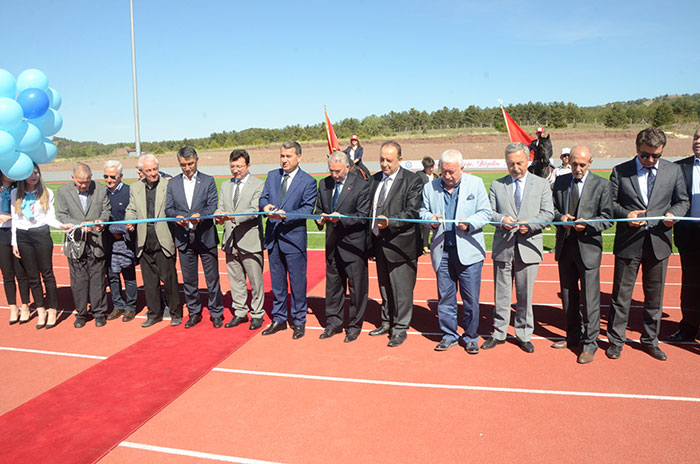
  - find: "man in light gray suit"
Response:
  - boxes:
[606,128,689,361]
[420,149,492,354]
[551,145,613,364]
[125,154,183,327]
[55,163,111,328]
[216,149,265,330]
[483,142,554,353]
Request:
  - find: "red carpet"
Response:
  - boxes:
[0,250,327,464]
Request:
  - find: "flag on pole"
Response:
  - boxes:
[501,106,536,161]
[324,107,341,155]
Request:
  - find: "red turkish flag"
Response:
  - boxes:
[324,107,341,155]
[501,107,536,161]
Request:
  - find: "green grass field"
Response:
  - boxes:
[44,169,624,252]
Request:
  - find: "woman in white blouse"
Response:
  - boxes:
[11,164,71,329]
[0,172,30,324]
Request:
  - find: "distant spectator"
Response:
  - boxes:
[550,147,572,186]
[343,135,370,177]
[528,127,547,153]
[416,156,439,253]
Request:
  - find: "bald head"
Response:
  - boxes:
[570,145,592,180]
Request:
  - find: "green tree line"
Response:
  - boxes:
[54,93,700,158]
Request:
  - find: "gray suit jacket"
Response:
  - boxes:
[611,157,689,260]
[124,177,176,258]
[490,173,554,264]
[218,175,264,255]
[55,181,111,259]
[552,172,613,269]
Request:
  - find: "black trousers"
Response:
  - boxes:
[68,246,108,319]
[16,227,58,308]
[140,248,181,320]
[678,249,700,338]
[325,250,368,333]
[178,242,223,318]
[373,240,417,337]
[0,228,29,305]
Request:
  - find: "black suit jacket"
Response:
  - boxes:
[673,155,699,253]
[367,167,423,262]
[165,171,219,250]
[552,172,613,269]
[315,173,369,262]
[611,157,689,260]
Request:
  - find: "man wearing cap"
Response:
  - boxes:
[528,127,547,153]
[343,135,369,177]
[606,128,689,361]
[550,148,572,186]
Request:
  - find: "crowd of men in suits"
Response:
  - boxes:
[56,127,699,364]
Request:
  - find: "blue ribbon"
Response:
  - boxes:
[21,192,37,219]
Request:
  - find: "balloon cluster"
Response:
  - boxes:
[0,68,63,180]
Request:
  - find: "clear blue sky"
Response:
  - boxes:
[3,0,698,144]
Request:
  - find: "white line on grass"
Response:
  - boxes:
[212,368,700,403]
[118,441,283,464]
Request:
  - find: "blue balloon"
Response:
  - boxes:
[47,87,62,110]
[9,120,41,152]
[0,69,16,99]
[0,130,15,158]
[0,151,35,181]
[27,137,57,164]
[0,98,23,131]
[30,108,63,136]
[17,88,50,119]
[16,69,49,94]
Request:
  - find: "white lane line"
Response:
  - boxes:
[212,368,700,403]
[118,441,283,464]
[0,346,107,360]
[365,276,681,285]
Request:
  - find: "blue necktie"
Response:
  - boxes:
[514,179,522,213]
[21,192,37,219]
[646,167,656,203]
[332,181,342,211]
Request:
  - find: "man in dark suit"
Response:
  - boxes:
[165,147,223,328]
[367,141,423,347]
[259,141,318,339]
[670,127,700,342]
[55,163,111,328]
[551,146,613,364]
[125,155,182,327]
[607,128,689,361]
[315,151,370,343]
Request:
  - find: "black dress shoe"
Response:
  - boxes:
[669,330,694,343]
[465,341,480,355]
[369,325,390,336]
[249,318,263,330]
[262,321,287,335]
[74,318,86,329]
[170,316,182,326]
[141,317,162,328]
[641,344,667,361]
[388,333,407,347]
[95,316,107,328]
[107,308,123,321]
[292,325,305,339]
[481,337,505,350]
[122,310,136,322]
[319,326,342,339]
[185,314,202,329]
[344,331,360,343]
[605,344,622,359]
[517,340,534,353]
[225,315,248,328]
[212,317,223,328]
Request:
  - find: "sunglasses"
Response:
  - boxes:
[639,151,662,160]
[103,174,118,180]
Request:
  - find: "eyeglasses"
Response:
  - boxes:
[103,174,117,179]
[639,151,662,160]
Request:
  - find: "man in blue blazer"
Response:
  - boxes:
[165,147,223,328]
[259,141,318,339]
[420,149,492,354]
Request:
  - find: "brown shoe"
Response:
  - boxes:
[107,308,123,321]
[551,340,568,349]
[122,310,136,322]
[577,351,595,364]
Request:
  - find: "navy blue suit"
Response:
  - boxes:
[259,168,318,325]
[165,171,223,319]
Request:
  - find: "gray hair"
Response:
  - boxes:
[72,163,92,178]
[505,142,529,158]
[328,151,350,166]
[439,149,463,166]
[570,145,593,160]
[137,154,159,170]
[103,160,123,175]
